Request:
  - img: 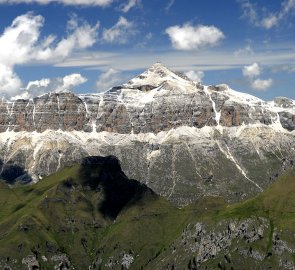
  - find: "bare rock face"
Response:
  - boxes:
[0,63,295,206]
[279,111,295,131]
[1,92,87,132]
[208,84,229,92]
[274,97,294,108]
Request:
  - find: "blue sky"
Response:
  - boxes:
[0,0,295,100]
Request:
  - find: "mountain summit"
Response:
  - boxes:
[125,62,192,90]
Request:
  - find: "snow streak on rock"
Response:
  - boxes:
[168,146,177,198]
[216,141,263,191]
[204,86,221,127]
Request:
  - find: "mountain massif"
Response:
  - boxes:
[0,63,295,205]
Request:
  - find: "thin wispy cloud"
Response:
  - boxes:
[234,45,254,56]
[239,0,295,29]
[165,0,175,11]
[96,68,128,91]
[102,16,135,44]
[55,47,295,73]
[0,0,113,6]
[271,64,295,73]
[120,0,140,13]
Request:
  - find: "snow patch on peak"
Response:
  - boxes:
[203,85,295,121]
[203,84,264,108]
[267,97,295,114]
[125,63,192,89]
[223,87,264,106]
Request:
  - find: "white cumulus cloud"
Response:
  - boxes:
[0,13,98,99]
[0,0,113,6]
[12,74,87,100]
[251,78,273,91]
[0,13,44,67]
[120,0,140,13]
[185,70,204,83]
[165,23,224,50]
[271,64,295,73]
[59,73,87,92]
[102,16,135,44]
[26,78,51,90]
[242,62,273,91]
[242,62,261,78]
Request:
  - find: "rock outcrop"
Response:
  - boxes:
[154,219,295,269]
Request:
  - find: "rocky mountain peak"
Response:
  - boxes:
[147,62,178,77]
[125,62,191,90]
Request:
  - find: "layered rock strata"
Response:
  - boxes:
[0,63,294,133]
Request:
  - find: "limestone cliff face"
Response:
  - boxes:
[1,63,294,134]
[1,63,295,206]
[0,92,87,132]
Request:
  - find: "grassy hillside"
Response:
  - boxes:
[0,157,294,269]
[223,168,295,228]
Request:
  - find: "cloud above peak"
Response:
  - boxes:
[165,23,224,51]
[0,0,113,6]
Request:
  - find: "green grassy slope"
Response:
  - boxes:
[224,168,295,228]
[0,159,294,269]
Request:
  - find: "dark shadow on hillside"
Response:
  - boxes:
[79,156,154,219]
[0,159,32,184]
